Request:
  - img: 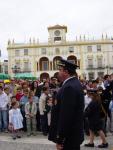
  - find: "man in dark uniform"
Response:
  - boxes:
[48,59,84,150]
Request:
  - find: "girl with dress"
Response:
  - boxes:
[9,101,23,140]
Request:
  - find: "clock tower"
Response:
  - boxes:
[48,25,67,44]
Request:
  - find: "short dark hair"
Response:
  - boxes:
[11,96,16,100]
[104,75,110,80]
[17,86,22,91]
[0,86,3,91]
[11,101,17,107]
[42,86,48,92]
[23,89,29,93]
[92,80,98,84]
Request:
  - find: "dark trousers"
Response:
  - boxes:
[40,114,48,134]
[63,144,80,150]
[21,111,27,132]
[36,110,41,131]
[63,137,80,150]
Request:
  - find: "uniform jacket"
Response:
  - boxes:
[48,77,84,145]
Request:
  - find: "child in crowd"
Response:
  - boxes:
[15,87,23,101]
[11,96,17,102]
[45,96,53,129]
[28,90,40,131]
[9,96,17,109]
[9,101,23,140]
[25,95,37,136]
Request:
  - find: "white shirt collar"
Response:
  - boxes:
[62,76,75,86]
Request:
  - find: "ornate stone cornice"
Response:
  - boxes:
[7,40,113,50]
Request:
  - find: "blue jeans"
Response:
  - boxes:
[0,110,8,131]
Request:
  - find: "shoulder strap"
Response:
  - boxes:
[101,104,107,116]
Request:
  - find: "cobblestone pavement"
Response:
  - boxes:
[0,132,112,150]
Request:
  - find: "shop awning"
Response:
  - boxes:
[14,73,36,80]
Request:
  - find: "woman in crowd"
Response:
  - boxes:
[84,90,108,148]
[39,86,49,136]
[30,81,38,95]
[20,89,29,131]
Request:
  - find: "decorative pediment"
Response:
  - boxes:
[48,24,67,32]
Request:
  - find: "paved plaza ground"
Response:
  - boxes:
[0,132,112,150]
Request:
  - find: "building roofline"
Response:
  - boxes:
[7,40,113,50]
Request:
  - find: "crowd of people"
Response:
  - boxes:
[0,71,113,148]
[0,77,59,139]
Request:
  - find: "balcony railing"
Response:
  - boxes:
[22,68,31,73]
[109,66,113,69]
[87,66,105,70]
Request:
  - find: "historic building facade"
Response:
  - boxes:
[7,25,113,80]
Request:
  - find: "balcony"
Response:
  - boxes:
[109,66,113,69]
[87,65,94,70]
[96,66,105,69]
[22,68,31,73]
[87,65,105,70]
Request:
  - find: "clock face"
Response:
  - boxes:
[54,30,60,36]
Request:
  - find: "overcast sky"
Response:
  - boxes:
[0,0,113,59]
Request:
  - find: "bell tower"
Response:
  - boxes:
[48,25,67,44]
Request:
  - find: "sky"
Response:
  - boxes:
[0,0,113,59]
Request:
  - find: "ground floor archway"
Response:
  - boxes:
[40,72,50,81]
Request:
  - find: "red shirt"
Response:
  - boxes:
[16,93,24,101]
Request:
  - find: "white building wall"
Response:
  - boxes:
[7,26,113,80]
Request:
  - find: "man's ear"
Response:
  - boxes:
[64,69,68,75]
